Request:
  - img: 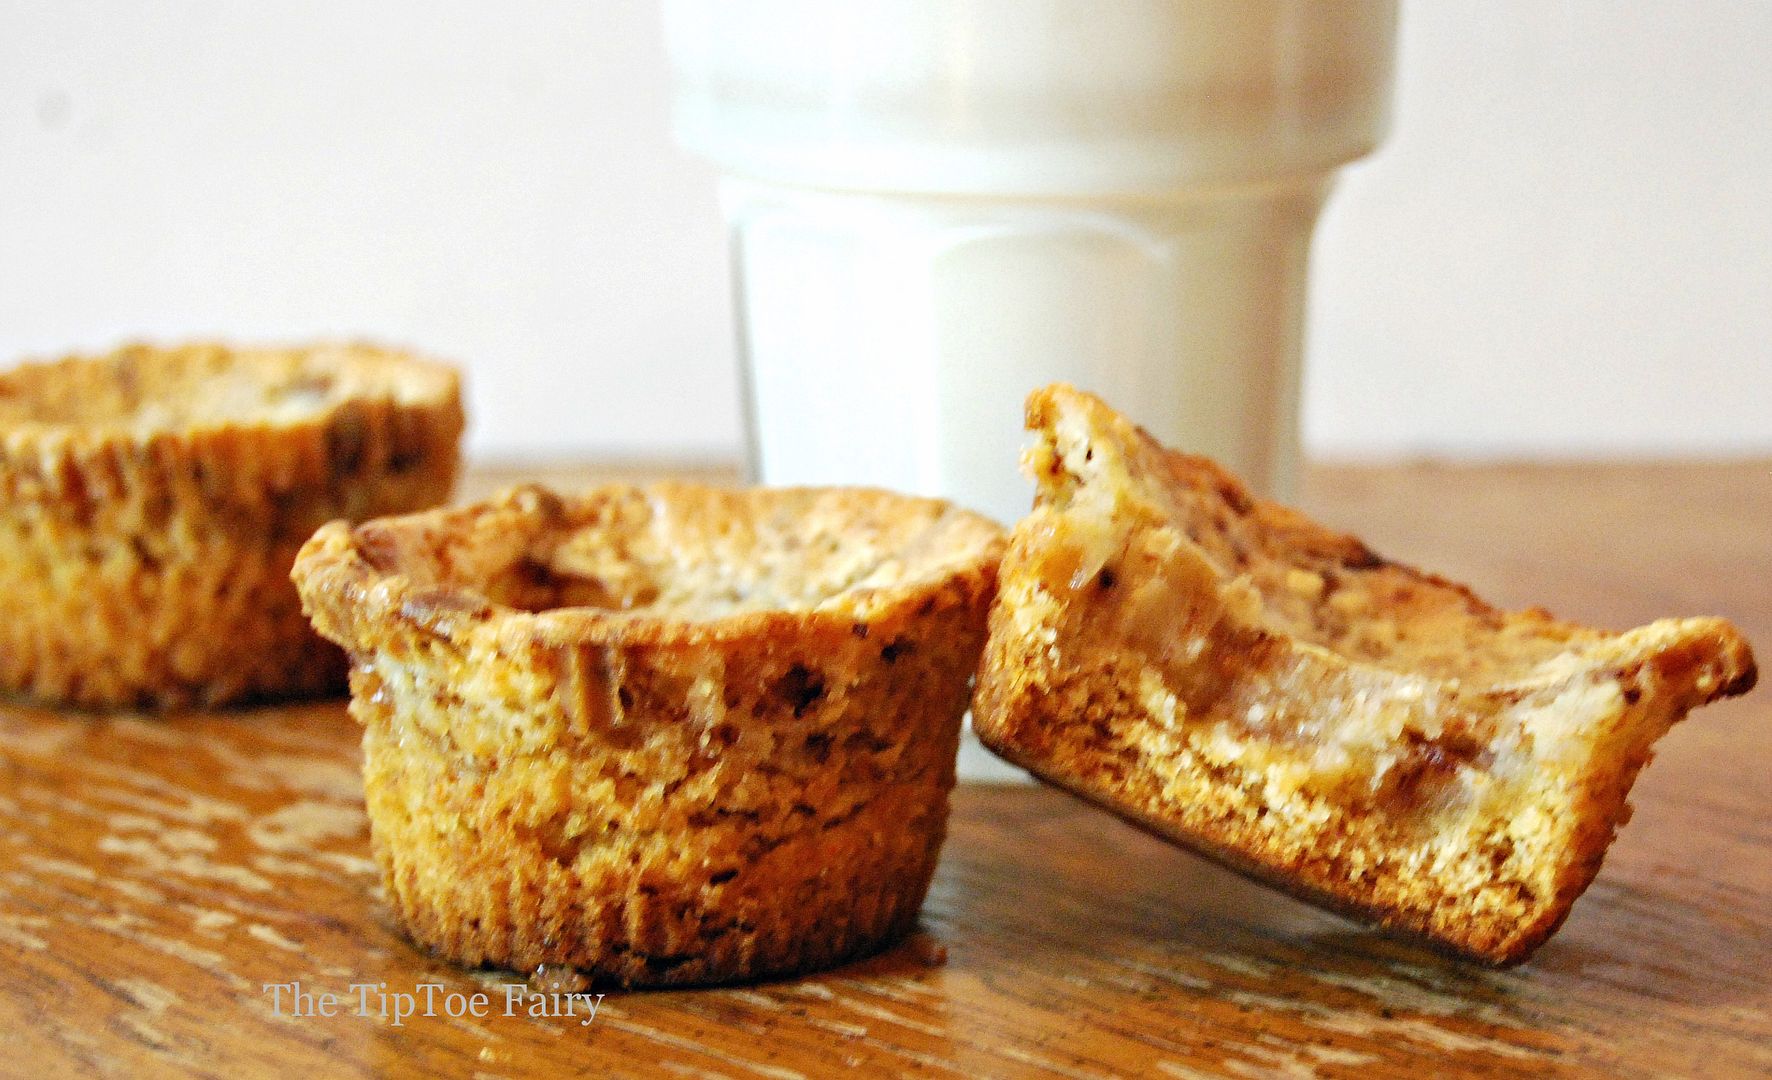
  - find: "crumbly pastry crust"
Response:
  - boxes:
[0,341,462,708]
[973,384,1756,965]
[293,482,1003,987]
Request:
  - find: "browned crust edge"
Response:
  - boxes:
[977,723,1591,967]
[294,481,1005,656]
[0,342,464,709]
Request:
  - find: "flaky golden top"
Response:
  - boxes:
[293,482,1004,652]
[0,341,463,536]
[0,341,460,446]
[1021,382,1757,700]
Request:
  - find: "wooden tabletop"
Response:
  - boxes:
[2,460,1767,1079]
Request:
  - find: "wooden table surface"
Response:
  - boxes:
[1,461,1767,1079]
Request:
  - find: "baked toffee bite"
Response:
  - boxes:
[292,482,1002,987]
[972,384,1756,965]
[0,342,462,709]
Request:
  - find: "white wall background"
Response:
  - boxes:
[2,2,1768,463]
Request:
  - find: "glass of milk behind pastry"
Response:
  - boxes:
[664,0,1398,523]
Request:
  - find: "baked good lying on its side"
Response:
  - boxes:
[293,482,1003,987]
[972,384,1757,965]
[0,342,462,709]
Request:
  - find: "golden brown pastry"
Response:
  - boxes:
[972,384,1756,964]
[293,481,1003,986]
[0,341,462,708]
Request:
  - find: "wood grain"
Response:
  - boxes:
[0,460,1766,1079]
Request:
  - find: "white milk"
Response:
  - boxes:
[667,0,1397,521]
[726,180,1329,523]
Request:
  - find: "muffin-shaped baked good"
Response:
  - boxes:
[974,385,1756,964]
[292,482,1003,986]
[0,342,463,709]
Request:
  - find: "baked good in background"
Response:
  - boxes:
[0,342,463,709]
[292,481,1002,986]
[972,384,1756,964]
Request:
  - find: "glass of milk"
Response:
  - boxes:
[665,0,1397,522]
[666,0,1398,522]
[665,2,1397,522]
